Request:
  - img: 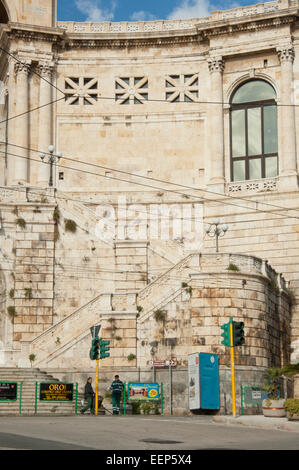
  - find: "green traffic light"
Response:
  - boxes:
[89,336,100,360]
[100,339,110,359]
[221,322,230,347]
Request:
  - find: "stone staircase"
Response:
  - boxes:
[0,368,78,416]
[58,193,115,246]
[137,252,201,322]
[16,252,200,369]
[27,292,137,367]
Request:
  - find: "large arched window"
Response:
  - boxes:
[0,1,8,24]
[230,79,278,182]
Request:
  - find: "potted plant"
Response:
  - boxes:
[284,399,299,421]
[262,368,286,417]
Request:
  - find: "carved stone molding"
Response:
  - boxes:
[207,57,225,73]
[226,178,278,194]
[14,61,31,76]
[37,62,54,79]
[277,45,295,63]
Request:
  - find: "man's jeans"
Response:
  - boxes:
[81,397,94,414]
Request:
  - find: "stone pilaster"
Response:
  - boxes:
[12,61,30,185]
[277,44,298,190]
[207,57,225,193]
[37,63,54,187]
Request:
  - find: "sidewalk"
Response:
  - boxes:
[213,414,299,432]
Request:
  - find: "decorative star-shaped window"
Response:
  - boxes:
[165,74,199,102]
[115,77,148,104]
[64,77,99,105]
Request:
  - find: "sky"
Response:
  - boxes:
[57,0,266,22]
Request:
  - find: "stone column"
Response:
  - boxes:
[37,63,53,186]
[207,57,225,192]
[12,62,30,185]
[277,44,298,189]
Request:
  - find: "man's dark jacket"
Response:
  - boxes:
[84,382,94,399]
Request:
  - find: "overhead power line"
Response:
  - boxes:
[1,147,299,223]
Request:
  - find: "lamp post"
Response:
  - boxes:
[39,145,62,187]
[204,218,228,253]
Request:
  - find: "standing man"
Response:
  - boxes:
[80,377,95,415]
[109,375,124,415]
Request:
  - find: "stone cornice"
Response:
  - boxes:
[60,12,298,50]
[1,4,298,51]
[198,11,298,38]
[6,22,64,43]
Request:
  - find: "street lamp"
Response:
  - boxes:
[39,145,62,187]
[205,219,229,253]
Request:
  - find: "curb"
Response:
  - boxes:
[213,415,299,432]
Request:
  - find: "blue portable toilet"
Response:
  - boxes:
[200,353,220,410]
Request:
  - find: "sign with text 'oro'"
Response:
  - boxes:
[39,383,74,402]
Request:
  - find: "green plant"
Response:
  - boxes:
[55,337,61,345]
[185,286,192,295]
[9,289,14,299]
[269,278,280,294]
[137,305,143,313]
[141,402,151,415]
[227,263,239,272]
[262,368,282,399]
[181,282,188,288]
[16,218,26,229]
[280,363,299,377]
[29,354,36,367]
[7,306,16,317]
[131,401,141,414]
[115,336,122,341]
[64,219,77,233]
[24,288,33,300]
[153,309,166,322]
[127,353,136,361]
[284,399,299,417]
[284,288,296,306]
[53,207,60,224]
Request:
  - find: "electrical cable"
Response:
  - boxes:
[1,147,298,222]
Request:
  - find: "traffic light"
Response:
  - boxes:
[233,321,245,346]
[100,339,110,359]
[90,336,100,360]
[221,322,231,347]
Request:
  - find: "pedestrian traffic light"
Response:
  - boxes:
[100,339,110,359]
[233,321,245,346]
[89,336,100,360]
[221,322,231,347]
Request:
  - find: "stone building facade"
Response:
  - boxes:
[0,0,298,413]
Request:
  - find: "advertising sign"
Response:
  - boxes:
[0,382,18,401]
[244,386,268,405]
[188,353,200,410]
[128,383,160,401]
[39,383,74,402]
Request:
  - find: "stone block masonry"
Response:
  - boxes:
[10,204,56,346]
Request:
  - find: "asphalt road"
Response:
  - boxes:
[0,415,298,452]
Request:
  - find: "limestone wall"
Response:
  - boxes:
[137,253,291,369]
